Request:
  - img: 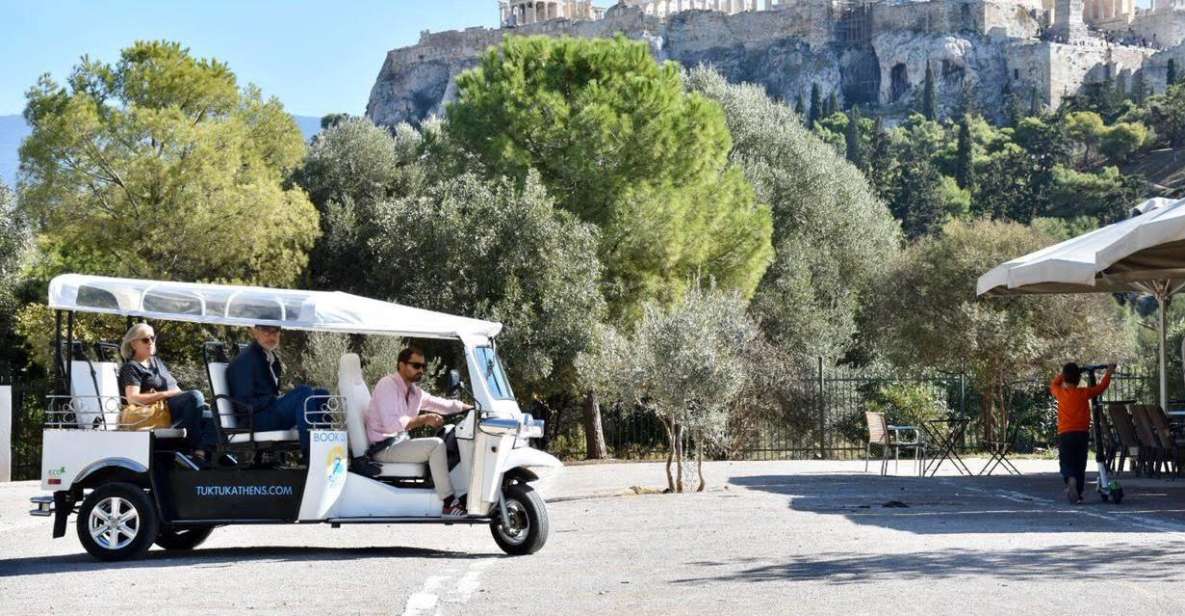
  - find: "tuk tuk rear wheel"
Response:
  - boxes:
[77,482,159,562]
[490,483,549,556]
[155,525,215,550]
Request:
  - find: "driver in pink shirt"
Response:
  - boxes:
[364,346,472,517]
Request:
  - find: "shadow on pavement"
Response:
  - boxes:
[0,545,499,578]
[730,472,1185,534]
[674,542,1185,585]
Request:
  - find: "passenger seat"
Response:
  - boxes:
[338,353,425,478]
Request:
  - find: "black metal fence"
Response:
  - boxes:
[2,367,49,481]
[545,363,1158,462]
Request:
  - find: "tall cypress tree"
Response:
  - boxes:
[921,61,936,120]
[794,94,805,118]
[826,91,838,117]
[955,114,975,190]
[808,83,821,129]
[1132,70,1147,105]
[1168,59,1178,88]
[845,106,865,171]
[867,116,895,203]
[1029,86,1041,118]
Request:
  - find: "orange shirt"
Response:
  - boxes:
[1050,372,1111,434]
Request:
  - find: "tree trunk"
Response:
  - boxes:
[662,417,676,493]
[674,423,685,493]
[582,391,608,460]
[696,430,706,492]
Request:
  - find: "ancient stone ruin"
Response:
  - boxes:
[366,0,1185,127]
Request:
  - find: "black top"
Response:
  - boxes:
[118,357,178,402]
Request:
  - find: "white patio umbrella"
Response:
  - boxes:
[977,197,1185,410]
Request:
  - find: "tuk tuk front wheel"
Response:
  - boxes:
[490,483,549,556]
[155,525,215,550]
[77,482,159,562]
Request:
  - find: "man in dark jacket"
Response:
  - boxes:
[227,325,328,449]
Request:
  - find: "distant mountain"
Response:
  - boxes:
[0,114,323,188]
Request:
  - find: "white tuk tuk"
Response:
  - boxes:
[28,274,561,561]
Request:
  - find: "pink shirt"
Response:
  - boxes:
[364,374,466,443]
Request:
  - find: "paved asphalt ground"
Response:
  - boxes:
[3,458,1185,615]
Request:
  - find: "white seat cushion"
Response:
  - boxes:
[338,354,372,458]
[226,429,300,444]
[378,462,427,477]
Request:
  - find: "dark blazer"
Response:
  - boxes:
[226,342,281,413]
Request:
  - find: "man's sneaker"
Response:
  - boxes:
[441,499,467,519]
[1066,477,1078,504]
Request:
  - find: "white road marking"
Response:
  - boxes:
[448,558,495,605]
[400,558,495,616]
[401,574,452,616]
[963,484,1185,534]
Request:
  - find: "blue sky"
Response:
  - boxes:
[0,0,500,117]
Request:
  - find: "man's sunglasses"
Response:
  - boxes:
[406,361,427,370]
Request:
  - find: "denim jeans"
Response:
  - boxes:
[166,390,218,451]
[253,385,331,449]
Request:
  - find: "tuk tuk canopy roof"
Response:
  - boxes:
[47,274,502,339]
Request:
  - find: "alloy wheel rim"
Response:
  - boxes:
[88,496,139,550]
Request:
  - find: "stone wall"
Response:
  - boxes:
[365,0,1170,127]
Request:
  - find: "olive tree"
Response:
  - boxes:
[579,287,757,492]
[367,172,606,408]
[685,68,901,362]
[863,218,1137,441]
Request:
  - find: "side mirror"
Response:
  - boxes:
[446,369,464,398]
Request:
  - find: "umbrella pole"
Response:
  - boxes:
[1159,291,1169,412]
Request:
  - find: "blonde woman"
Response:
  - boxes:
[119,323,217,464]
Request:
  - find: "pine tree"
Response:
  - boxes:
[794,94,805,118]
[826,91,838,117]
[921,61,936,120]
[955,115,975,190]
[845,106,865,171]
[1029,86,1041,118]
[808,83,821,129]
[1168,59,1178,88]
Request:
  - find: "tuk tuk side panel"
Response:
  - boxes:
[329,473,439,518]
[467,432,515,516]
[297,429,349,521]
[41,430,150,491]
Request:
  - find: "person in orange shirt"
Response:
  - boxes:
[1050,362,1114,504]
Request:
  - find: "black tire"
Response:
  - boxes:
[155,525,215,551]
[489,483,549,556]
[76,482,159,562]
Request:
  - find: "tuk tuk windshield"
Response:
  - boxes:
[475,346,514,400]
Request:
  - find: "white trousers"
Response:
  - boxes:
[373,437,453,500]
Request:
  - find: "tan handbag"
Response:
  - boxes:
[119,399,173,431]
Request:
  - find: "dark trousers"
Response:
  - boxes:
[1059,431,1090,496]
[253,386,330,448]
[166,390,218,451]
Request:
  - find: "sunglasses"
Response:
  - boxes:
[406,361,427,370]
[139,336,156,343]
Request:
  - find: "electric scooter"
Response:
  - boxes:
[1083,364,1124,504]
